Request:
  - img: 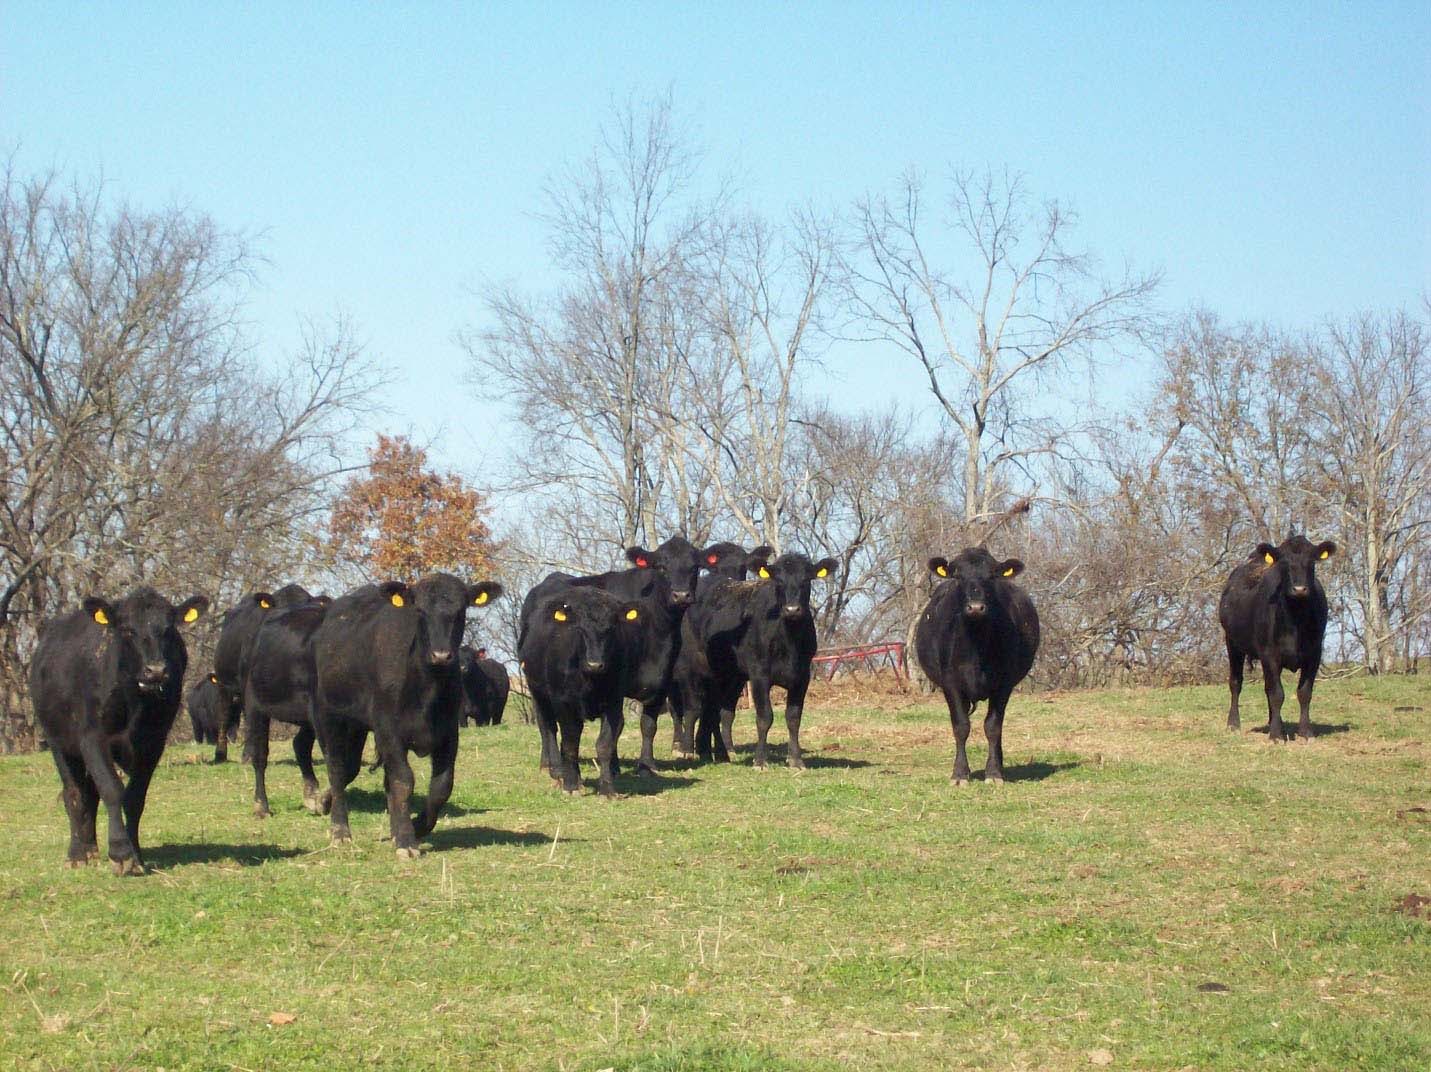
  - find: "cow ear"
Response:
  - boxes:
[928,557,949,578]
[177,596,209,624]
[379,581,410,608]
[811,557,839,580]
[315,594,333,607]
[626,546,652,569]
[1315,541,1336,561]
[83,597,116,627]
[1254,543,1278,564]
[746,545,773,573]
[468,581,504,607]
[253,591,275,610]
[998,559,1025,579]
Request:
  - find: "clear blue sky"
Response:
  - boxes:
[4,2,1428,478]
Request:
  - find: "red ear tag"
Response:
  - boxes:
[635,557,649,568]
[707,554,719,565]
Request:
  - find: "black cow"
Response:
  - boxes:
[187,673,240,762]
[30,588,208,873]
[243,597,332,816]
[914,548,1040,786]
[1219,534,1337,742]
[459,646,511,726]
[212,583,314,758]
[519,586,644,796]
[675,551,838,770]
[667,542,772,757]
[519,536,725,778]
[312,573,502,857]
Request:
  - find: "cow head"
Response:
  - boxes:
[928,548,1024,623]
[626,536,705,607]
[1253,535,1336,601]
[699,542,774,582]
[543,587,643,677]
[405,574,504,669]
[273,583,315,608]
[84,587,209,694]
[754,552,839,622]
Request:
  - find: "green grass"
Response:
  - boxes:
[2,677,1428,1071]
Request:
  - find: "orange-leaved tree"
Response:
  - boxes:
[327,435,496,580]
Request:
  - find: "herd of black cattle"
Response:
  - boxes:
[26,531,1336,874]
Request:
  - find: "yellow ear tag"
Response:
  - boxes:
[816,567,828,578]
[625,608,639,621]
[183,607,200,623]
[758,567,770,578]
[1318,549,1329,560]
[473,591,489,606]
[1002,567,1015,577]
[1264,553,1275,565]
[936,566,948,577]
[209,673,218,683]
[93,608,110,626]
[390,593,405,608]
[553,608,567,622]
[258,599,271,609]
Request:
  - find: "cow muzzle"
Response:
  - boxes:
[428,650,455,667]
[964,602,988,620]
[583,659,607,675]
[670,590,693,607]
[781,605,807,621]
[138,665,169,692]
[1289,584,1310,599]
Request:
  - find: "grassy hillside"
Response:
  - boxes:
[1,677,1428,1071]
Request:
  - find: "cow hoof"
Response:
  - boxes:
[636,764,656,778]
[64,858,87,869]
[787,759,806,771]
[320,790,334,814]
[952,777,969,788]
[303,797,324,816]
[253,803,271,819]
[986,776,1005,787]
[561,787,582,797]
[112,856,144,876]
[212,754,228,764]
[331,832,352,846]
[394,846,421,860]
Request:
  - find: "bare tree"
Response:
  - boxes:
[0,165,378,748]
[844,168,1159,522]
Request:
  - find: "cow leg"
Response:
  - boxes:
[556,712,583,795]
[532,690,561,784]
[213,719,230,764]
[606,703,625,780]
[189,712,207,746]
[595,704,622,798]
[784,677,810,771]
[1262,661,1287,743]
[413,731,458,839]
[1295,664,1318,741]
[1226,641,1244,731]
[984,688,1011,785]
[248,708,273,818]
[322,719,365,845]
[76,733,141,874]
[375,730,420,858]
[945,687,973,786]
[293,723,322,814]
[750,679,776,770]
[53,750,98,867]
[120,735,166,869]
[637,701,660,776]
[672,685,697,759]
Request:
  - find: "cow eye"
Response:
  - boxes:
[553,608,568,622]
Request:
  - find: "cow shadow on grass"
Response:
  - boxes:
[424,825,566,852]
[729,743,873,770]
[337,785,483,819]
[146,842,306,870]
[613,772,701,796]
[1248,721,1352,738]
[1000,759,1081,783]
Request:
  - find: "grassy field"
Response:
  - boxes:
[1,676,1428,1071]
